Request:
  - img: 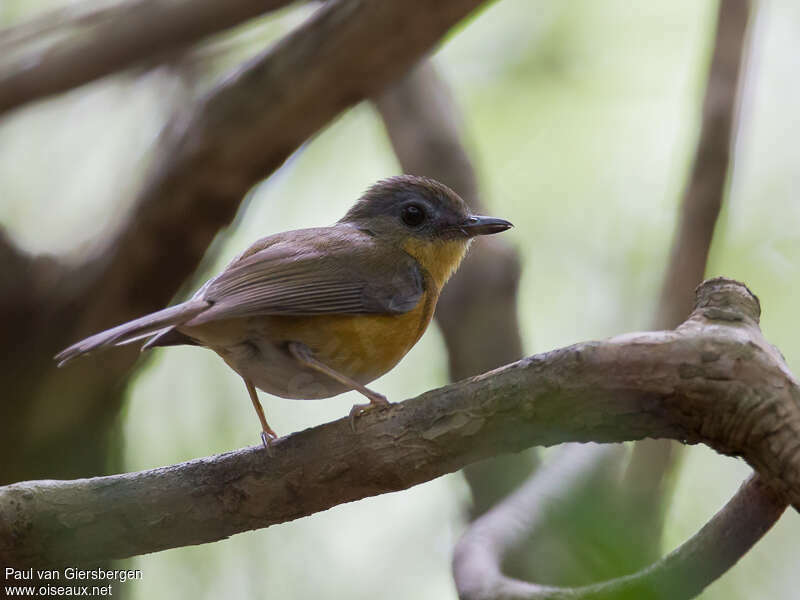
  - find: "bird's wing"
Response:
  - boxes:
[186,228,424,326]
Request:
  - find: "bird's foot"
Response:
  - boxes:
[349,393,390,432]
[260,428,278,456]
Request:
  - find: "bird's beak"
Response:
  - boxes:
[458,215,514,237]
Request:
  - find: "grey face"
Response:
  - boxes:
[341,175,512,240]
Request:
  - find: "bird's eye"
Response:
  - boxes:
[401,204,426,227]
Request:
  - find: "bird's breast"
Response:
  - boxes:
[193,287,438,400]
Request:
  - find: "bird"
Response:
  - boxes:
[55,175,513,449]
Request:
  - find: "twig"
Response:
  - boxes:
[1,278,798,567]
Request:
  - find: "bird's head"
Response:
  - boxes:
[340,175,512,288]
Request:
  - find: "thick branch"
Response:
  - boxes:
[0,0,293,115]
[2,278,799,567]
[454,448,785,600]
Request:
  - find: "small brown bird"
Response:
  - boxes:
[56,175,512,448]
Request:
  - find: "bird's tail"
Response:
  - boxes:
[54,299,210,367]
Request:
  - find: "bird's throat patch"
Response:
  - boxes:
[402,238,470,290]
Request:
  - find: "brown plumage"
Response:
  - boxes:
[55,175,512,449]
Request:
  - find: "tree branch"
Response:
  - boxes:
[0,0,294,115]
[2,277,799,567]
[453,445,786,600]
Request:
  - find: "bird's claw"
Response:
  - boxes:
[349,394,390,432]
[260,430,278,456]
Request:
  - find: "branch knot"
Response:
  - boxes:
[693,277,761,324]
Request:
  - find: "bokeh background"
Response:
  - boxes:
[2,0,799,598]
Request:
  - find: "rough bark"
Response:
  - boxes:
[2,278,798,569]
[0,0,294,114]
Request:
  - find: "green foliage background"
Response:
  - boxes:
[2,0,799,598]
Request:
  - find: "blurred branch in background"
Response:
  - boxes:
[0,0,489,486]
[453,448,786,600]
[1,279,795,573]
[0,0,295,115]
[654,0,751,332]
